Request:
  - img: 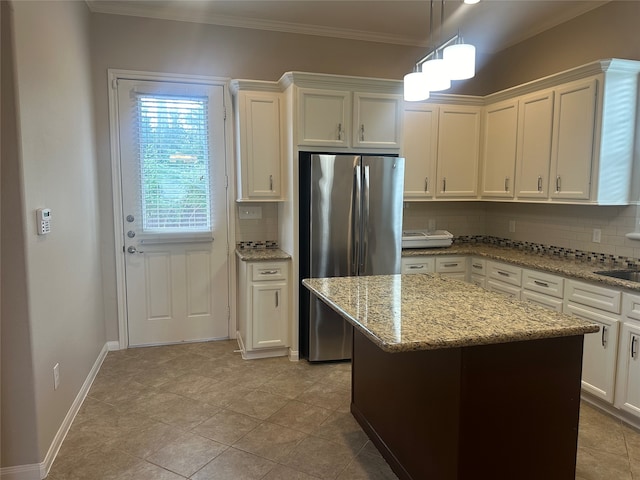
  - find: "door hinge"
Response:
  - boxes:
[227,306,231,321]
[225,174,229,189]
[223,105,227,120]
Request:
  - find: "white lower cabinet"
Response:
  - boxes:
[486,261,522,299]
[435,256,467,280]
[615,293,640,416]
[564,280,621,404]
[401,256,435,274]
[237,260,290,359]
[469,257,486,288]
[521,269,564,312]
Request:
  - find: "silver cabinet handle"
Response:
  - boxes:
[537,176,543,192]
[602,326,607,347]
[497,270,510,277]
[408,265,425,269]
[472,264,483,270]
[443,177,447,192]
[269,174,273,191]
[275,291,279,308]
[504,176,510,192]
[556,176,561,192]
[260,270,279,275]
[533,280,549,288]
[632,335,637,358]
[360,124,365,141]
[337,123,343,140]
[424,177,429,193]
[443,263,459,268]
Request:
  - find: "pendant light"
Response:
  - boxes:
[403,0,479,101]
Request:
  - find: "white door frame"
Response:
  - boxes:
[107,69,237,350]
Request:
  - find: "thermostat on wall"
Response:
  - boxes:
[36,208,52,235]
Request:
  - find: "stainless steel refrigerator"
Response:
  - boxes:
[299,153,405,361]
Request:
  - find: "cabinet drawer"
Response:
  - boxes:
[486,279,521,299]
[435,256,467,274]
[565,280,621,314]
[470,274,486,288]
[522,290,563,312]
[401,257,435,274]
[623,292,640,322]
[487,261,522,287]
[522,269,564,299]
[469,258,486,276]
[252,263,288,281]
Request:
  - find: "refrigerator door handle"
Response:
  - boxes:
[362,164,370,274]
[352,163,362,276]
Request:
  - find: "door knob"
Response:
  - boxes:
[127,246,143,254]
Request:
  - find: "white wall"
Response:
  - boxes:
[2,0,106,468]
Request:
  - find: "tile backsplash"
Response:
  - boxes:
[403,201,640,261]
[235,203,279,243]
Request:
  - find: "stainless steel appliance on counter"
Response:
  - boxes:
[299,153,405,361]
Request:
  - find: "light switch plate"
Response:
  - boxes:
[239,205,262,220]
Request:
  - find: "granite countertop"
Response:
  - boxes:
[403,244,640,292]
[302,274,599,353]
[236,248,291,262]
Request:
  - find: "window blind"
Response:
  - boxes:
[134,93,212,233]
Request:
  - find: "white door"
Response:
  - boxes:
[117,79,229,346]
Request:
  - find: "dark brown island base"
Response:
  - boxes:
[302,274,600,480]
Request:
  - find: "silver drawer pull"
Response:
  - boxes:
[497,271,510,277]
[533,280,549,288]
[472,264,482,269]
[443,263,458,268]
[602,326,607,347]
[409,265,425,269]
[631,336,637,358]
[260,270,279,275]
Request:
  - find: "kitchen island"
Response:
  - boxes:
[302,274,599,480]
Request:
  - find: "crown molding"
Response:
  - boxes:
[86,1,427,47]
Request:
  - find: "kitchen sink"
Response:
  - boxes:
[594,269,640,282]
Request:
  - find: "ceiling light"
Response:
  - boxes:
[463,0,480,4]
[403,0,477,101]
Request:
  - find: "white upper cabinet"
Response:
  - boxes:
[402,103,438,199]
[352,92,403,149]
[435,105,481,198]
[515,90,555,199]
[233,90,284,201]
[480,99,519,198]
[295,83,402,151]
[549,78,597,201]
[297,88,350,148]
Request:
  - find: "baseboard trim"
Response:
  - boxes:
[0,463,42,480]
[107,340,120,351]
[0,339,108,480]
[288,349,299,361]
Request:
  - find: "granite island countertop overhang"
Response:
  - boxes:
[302,274,599,353]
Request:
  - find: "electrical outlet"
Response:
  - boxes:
[53,363,60,390]
[428,219,436,231]
[509,220,516,233]
[593,229,602,243]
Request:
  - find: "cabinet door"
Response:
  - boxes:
[550,78,597,201]
[565,302,618,403]
[252,282,288,349]
[353,92,403,149]
[615,322,640,416]
[298,88,350,147]
[515,90,554,199]
[239,92,282,199]
[481,100,518,198]
[436,105,481,197]
[402,103,438,198]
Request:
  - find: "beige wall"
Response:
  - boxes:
[1,0,39,466]
[3,0,106,467]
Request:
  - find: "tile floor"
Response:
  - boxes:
[47,340,640,479]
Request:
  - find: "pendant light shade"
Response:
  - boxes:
[403,72,430,101]
[443,43,476,80]
[422,58,451,92]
